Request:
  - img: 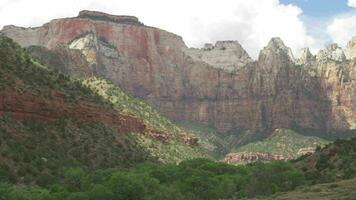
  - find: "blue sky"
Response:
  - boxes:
[281,0,352,18]
[280,0,356,48]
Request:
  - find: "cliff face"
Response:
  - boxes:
[2,10,355,134]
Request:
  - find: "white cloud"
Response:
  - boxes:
[0,0,318,58]
[326,0,356,48]
[348,0,356,8]
[327,13,356,47]
[326,0,356,46]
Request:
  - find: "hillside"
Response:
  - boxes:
[0,35,204,184]
[294,137,356,183]
[234,129,329,157]
[177,121,229,158]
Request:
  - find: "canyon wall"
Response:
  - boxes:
[2,10,355,134]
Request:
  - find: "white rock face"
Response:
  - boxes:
[316,43,346,63]
[184,41,252,72]
[296,48,315,65]
[69,33,99,65]
[259,37,295,62]
[346,37,356,60]
[69,33,118,65]
[0,25,45,47]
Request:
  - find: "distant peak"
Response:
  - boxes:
[326,43,339,51]
[298,48,315,64]
[259,37,295,62]
[300,47,311,55]
[317,43,346,62]
[77,10,144,26]
[200,40,245,51]
[214,40,243,49]
[266,37,286,49]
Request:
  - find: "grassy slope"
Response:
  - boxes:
[234,129,330,157]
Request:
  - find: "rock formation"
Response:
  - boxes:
[297,147,316,155]
[223,152,290,164]
[184,41,253,72]
[1,10,355,134]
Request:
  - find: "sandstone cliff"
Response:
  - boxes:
[2,10,355,134]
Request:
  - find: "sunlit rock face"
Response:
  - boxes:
[184,40,253,72]
[346,37,356,60]
[316,43,346,63]
[1,10,355,134]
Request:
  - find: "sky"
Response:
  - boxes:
[0,0,356,58]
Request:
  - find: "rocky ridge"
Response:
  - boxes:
[1,10,355,135]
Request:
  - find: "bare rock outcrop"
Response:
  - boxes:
[297,147,316,155]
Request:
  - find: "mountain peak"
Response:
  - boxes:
[317,43,346,63]
[259,37,295,62]
[267,37,286,49]
[297,47,315,65]
[185,40,252,71]
[77,10,144,26]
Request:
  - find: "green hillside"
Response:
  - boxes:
[233,129,330,158]
[295,137,356,183]
[0,35,205,185]
[81,77,207,163]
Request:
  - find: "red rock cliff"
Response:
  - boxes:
[2,11,355,134]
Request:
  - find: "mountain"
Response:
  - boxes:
[0,35,205,184]
[1,10,355,138]
[1,10,356,199]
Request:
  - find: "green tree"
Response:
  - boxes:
[64,168,86,191]
[0,182,11,200]
[88,184,113,200]
[66,192,88,200]
[108,173,145,200]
